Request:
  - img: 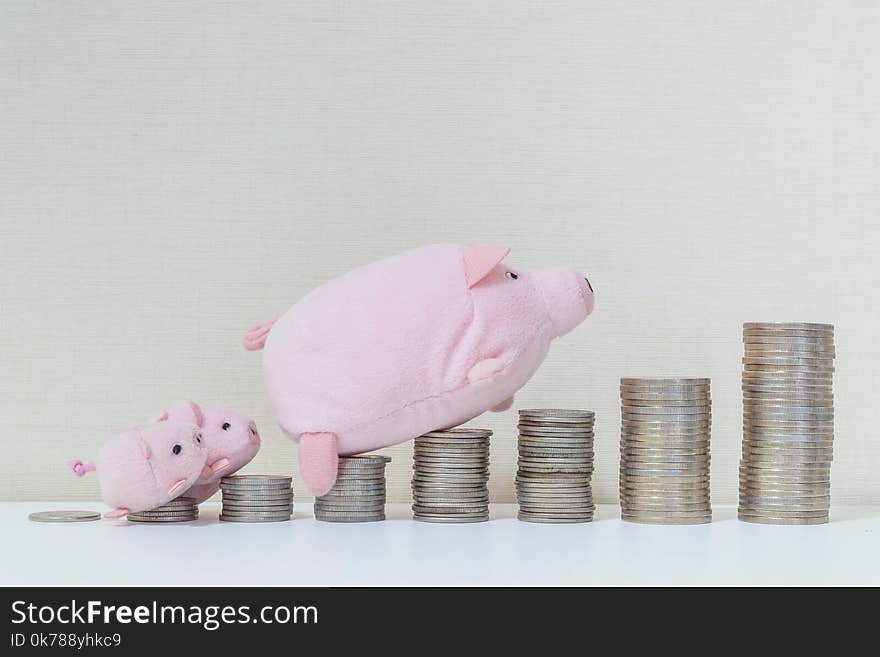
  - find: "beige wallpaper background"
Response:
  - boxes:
[2,1,878,504]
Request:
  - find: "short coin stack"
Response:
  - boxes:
[739,322,835,525]
[619,378,712,524]
[411,428,491,523]
[219,475,293,522]
[516,409,596,523]
[314,455,390,522]
[127,497,199,523]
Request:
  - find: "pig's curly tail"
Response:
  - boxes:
[69,459,96,477]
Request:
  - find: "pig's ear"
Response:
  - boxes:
[156,401,205,428]
[463,245,510,288]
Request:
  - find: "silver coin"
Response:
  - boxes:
[412,509,490,518]
[221,475,292,485]
[743,321,833,331]
[620,377,710,385]
[413,456,489,470]
[318,493,386,501]
[128,509,200,518]
[621,506,713,517]
[315,505,386,514]
[29,510,102,523]
[517,419,595,428]
[414,447,490,456]
[620,439,710,450]
[517,484,591,493]
[743,333,835,343]
[518,492,593,501]
[518,408,594,419]
[739,498,830,510]
[622,514,712,525]
[620,482,709,493]
[413,515,489,523]
[413,473,489,481]
[517,514,593,524]
[736,506,829,517]
[221,489,293,498]
[127,515,198,523]
[516,485,590,494]
[622,504,712,514]
[222,502,294,511]
[517,428,594,437]
[339,454,391,463]
[413,478,489,486]
[219,510,292,519]
[421,428,492,438]
[315,514,385,523]
[219,514,291,523]
[742,452,832,465]
[621,493,709,503]
[737,513,828,525]
[416,437,491,445]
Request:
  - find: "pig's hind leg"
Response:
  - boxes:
[298,432,339,496]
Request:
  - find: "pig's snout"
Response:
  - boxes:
[534,267,595,337]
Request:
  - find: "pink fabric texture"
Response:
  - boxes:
[242,316,279,351]
[157,402,261,503]
[299,432,339,496]
[246,244,594,494]
[72,417,208,517]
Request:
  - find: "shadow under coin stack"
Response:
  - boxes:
[314,455,390,522]
[127,497,198,523]
[219,475,293,522]
[619,378,712,525]
[515,409,596,523]
[412,428,492,523]
[738,322,835,525]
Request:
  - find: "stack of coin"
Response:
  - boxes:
[127,497,199,523]
[314,455,390,522]
[411,428,491,523]
[515,409,596,523]
[619,378,712,524]
[219,475,293,522]
[739,322,835,525]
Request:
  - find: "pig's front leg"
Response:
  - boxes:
[467,357,515,412]
[298,432,339,496]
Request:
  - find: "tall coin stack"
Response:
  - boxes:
[739,322,835,525]
[516,409,596,523]
[619,378,712,524]
[127,497,199,523]
[411,428,492,523]
[219,475,293,522]
[314,455,390,522]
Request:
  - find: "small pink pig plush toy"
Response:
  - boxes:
[243,244,595,495]
[155,402,261,503]
[70,403,208,518]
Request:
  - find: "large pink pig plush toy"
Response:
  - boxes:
[70,409,208,518]
[243,244,595,495]
[155,402,261,503]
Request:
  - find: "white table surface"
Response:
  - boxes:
[2,502,877,586]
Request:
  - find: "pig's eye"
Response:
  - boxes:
[505,271,519,280]
[172,444,182,455]
[222,422,231,431]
